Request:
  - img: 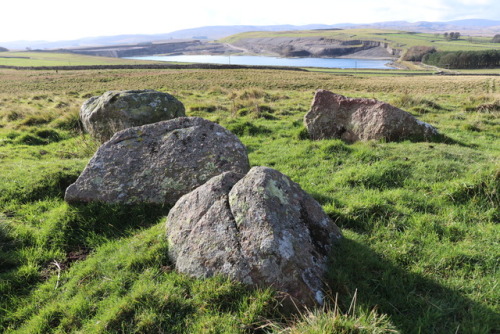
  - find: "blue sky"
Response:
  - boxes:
[1,0,499,42]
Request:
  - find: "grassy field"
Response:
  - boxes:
[221,28,500,54]
[2,49,499,76]
[0,67,498,333]
[303,68,434,75]
[0,52,161,67]
[305,67,500,76]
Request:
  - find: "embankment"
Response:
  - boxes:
[55,37,402,60]
[58,40,241,58]
[231,36,402,59]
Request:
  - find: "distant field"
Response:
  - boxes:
[2,33,499,72]
[0,51,161,67]
[304,68,500,76]
[1,51,498,75]
[457,68,500,74]
[222,28,500,53]
[303,68,434,75]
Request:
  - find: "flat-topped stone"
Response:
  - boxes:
[65,117,250,206]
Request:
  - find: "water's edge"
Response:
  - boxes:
[125,55,394,69]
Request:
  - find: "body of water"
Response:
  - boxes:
[126,55,395,69]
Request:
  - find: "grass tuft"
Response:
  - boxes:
[225,120,272,137]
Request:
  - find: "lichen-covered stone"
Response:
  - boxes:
[304,89,438,142]
[80,90,185,142]
[166,167,342,308]
[65,117,250,206]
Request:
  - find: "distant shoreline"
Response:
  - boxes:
[126,55,396,70]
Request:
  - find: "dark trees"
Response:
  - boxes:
[423,50,500,69]
[444,32,461,41]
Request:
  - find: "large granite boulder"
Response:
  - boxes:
[65,117,250,206]
[304,89,438,142]
[80,90,185,142]
[166,167,342,307]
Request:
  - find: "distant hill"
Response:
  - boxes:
[350,19,500,35]
[0,25,338,50]
[158,24,339,40]
[1,19,499,50]
[0,35,177,51]
[445,19,500,27]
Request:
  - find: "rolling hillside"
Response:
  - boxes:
[1,19,499,51]
[221,29,500,58]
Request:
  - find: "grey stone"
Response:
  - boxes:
[166,167,342,307]
[80,90,185,142]
[304,89,438,142]
[65,117,250,206]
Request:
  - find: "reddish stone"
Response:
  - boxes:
[304,89,438,142]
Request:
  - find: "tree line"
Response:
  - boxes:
[443,32,460,40]
[422,49,500,69]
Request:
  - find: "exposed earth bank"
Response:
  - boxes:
[230,36,400,59]
[62,37,400,59]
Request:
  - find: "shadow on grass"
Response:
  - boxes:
[379,133,473,148]
[430,133,476,148]
[0,221,18,274]
[65,202,170,249]
[298,132,474,148]
[326,238,499,333]
[327,207,403,235]
[0,202,169,331]
[310,192,337,206]
[0,169,80,206]
[0,220,23,330]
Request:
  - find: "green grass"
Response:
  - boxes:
[221,28,500,54]
[453,68,500,74]
[304,67,500,75]
[0,68,498,333]
[0,52,161,67]
[303,68,434,76]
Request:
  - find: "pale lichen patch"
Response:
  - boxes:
[92,176,104,186]
[265,179,288,205]
[278,232,295,260]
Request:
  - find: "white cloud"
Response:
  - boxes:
[1,0,499,42]
[457,0,492,5]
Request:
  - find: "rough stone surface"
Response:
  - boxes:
[166,167,342,307]
[80,89,185,142]
[304,89,438,142]
[65,117,250,206]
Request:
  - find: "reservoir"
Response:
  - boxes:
[126,55,395,69]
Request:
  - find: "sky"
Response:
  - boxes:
[1,0,499,42]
